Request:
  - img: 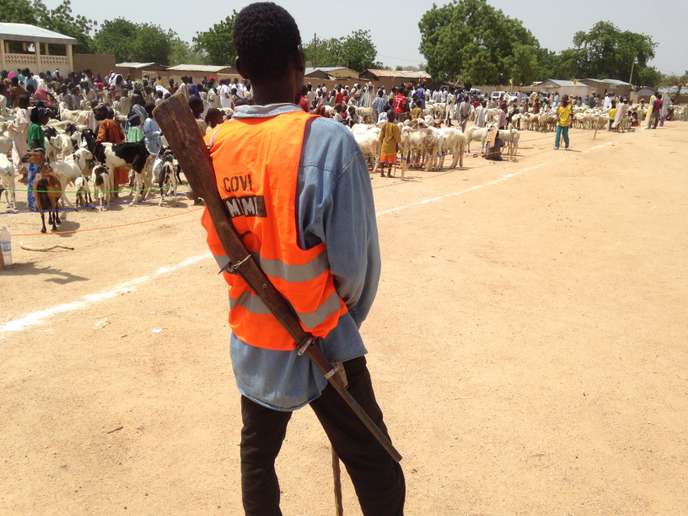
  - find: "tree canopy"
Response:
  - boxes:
[93,18,173,65]
[419,1,664,87]
[572,21,659,85]
[419,0,540,84]
[303,29,378,72]
[192,13,237,66]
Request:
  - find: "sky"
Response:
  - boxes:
[47,0,687,75]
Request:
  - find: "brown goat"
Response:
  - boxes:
[22,151,62,233]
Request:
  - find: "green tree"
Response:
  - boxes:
[552,48,582,78]
[339,29,377,71]
[506,44,539,85]
[419,0,539,84]
[1,0,39,24]
[33,0,96,53]
[94,19,174,64]
[93,18,138,62]
[193,12,237,65]
[127,24,173,65]
[303,35,343,68]
[636,66,662,87]
[169,37,207,66]
[572,21,656,81]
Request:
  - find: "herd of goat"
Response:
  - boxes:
[1,99,686,232]
[0,103,180,232]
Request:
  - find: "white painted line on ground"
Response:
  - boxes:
[0,254,210,334]
[377,163,545,216]
[0,141,613,336]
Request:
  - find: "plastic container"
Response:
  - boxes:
[0,226,12,268]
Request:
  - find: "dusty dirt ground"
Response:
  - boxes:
[1,123,687,515]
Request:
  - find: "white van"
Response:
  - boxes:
[490,90,506,102]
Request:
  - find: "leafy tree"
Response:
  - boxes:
[572,21,656,81]
[193,12,237,65]
[94,18,173,64]
[303,30,377,71]
[35,0,97,53]
[506,44,539,85]
[169,37,207,66]
[127,24,173,65]
[93,18,138,62]
[1,0,39,24]
[303,35,343,68]
[419,0,539,84]
[636,66,662,87]
[339,29,377,71]
[552,48,582,78]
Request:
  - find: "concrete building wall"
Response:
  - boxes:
[74,53,116,77]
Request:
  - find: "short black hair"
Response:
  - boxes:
[234,2,302,82]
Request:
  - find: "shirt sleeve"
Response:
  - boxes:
[325,147,380,326]
[298,120,381,327]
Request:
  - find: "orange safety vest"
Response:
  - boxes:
[202,110,348,351]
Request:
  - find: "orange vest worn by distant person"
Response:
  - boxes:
[202,110,348,351]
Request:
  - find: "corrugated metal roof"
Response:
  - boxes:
[0,22,77,44]
[167,64,234,73]
[116,62,164,69]
[601,78,630,86]
[543,79,577,87]
[305,67,331,76]
[305,66,358,78]
[362,69,431,79]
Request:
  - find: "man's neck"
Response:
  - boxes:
[251,80,295,106]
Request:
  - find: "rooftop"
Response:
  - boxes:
[0,22,77,45]
[543,79,578,87]
[166,64,234,73]
[116,62,166,70]
[363,69,431,79]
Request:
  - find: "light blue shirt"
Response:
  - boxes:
[143,117,162,155]
[225,103,380,411]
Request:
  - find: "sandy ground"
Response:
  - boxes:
[1,123,687,515]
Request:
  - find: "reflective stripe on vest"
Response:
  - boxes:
[202,110,348,351]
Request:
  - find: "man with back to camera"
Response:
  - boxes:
[200,3,405,515]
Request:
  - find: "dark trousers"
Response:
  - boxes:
[240,357,405,516]
[650,111,660,129]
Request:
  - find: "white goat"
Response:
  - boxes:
[0,153,17,211]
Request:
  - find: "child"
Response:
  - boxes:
[26,106,48,210]
[377,111,400,178]
[608,100,617,131]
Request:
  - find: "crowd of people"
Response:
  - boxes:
[0,66,681,209]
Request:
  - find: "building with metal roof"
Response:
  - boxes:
[166,64,235,74]
[161,64,239,83]
[0,22,77,73]
[360,69,431,81]
[537,79,593,97]
[580,78,632,97]
[358,69,431,89]
[304,67,359,80]
[115,62,168,79]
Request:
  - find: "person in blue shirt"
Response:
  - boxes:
[210,3,405,515]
